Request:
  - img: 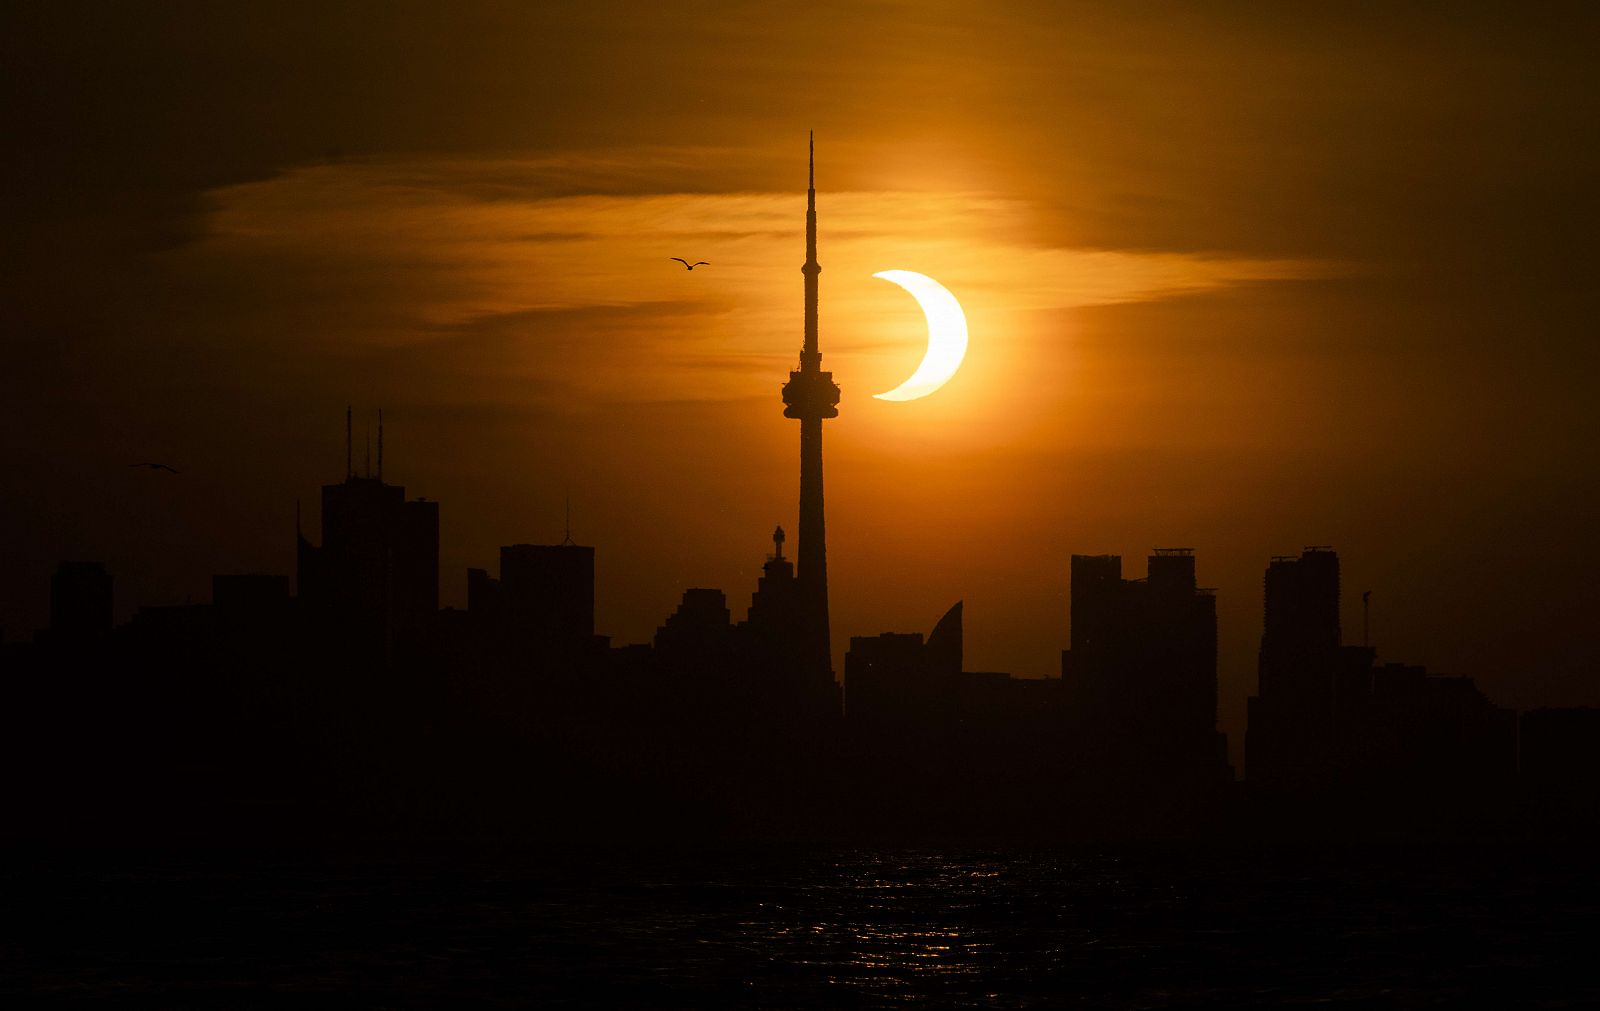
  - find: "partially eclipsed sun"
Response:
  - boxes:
[872,270,969,402]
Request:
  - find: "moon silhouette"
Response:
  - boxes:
[871,270,969,402]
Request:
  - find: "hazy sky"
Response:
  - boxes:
[4,2,1597,758]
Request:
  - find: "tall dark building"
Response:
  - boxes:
[1247,547,1353,789]
[1061,550,1229,796]
[465,537,600,675]
[296,410,439,647]
[780,133,841,695]
[1259,547,1341,699]
[48,561,113,641]
[1247,547,1515,808]
[498,543,595,643]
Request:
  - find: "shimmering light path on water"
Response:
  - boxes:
[5,845,1596,1007]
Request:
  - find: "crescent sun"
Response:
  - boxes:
[871,270,969,402]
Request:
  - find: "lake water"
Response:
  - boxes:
[4,842,1595,1007]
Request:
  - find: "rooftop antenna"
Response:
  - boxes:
[1362,590,1372,647]
[773,525,786,560]
[377,408,384,482]
[345,405,352,479]
[561,494,575,546]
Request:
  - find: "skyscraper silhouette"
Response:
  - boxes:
[781,133,841,692]
[1247,547,1349,788]
[1061,550,1230,804]
[297,409,439,650]
[1245,547,1514,810]
[498,543,596,645]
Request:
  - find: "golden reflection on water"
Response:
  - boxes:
[736,856,1043,997]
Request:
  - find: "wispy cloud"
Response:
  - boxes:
[161,151,1334,405]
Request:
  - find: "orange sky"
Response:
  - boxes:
[4,2,1598,762]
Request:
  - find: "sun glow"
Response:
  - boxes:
[872,270,970,402]
[188,158,1329,411]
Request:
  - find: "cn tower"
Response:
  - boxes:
[781,133,841,687]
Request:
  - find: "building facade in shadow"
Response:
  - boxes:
[296,409,438,653]
[1061,549,1230,820]
[1246,547,1515,826]
[46,561,113,643]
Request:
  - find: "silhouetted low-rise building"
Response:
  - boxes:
[842,602,1066,833]
[1246,548,1516,825]
[1522,707,1600,785]
[655,587,735,677]
[1520,707,1600,826]
[845,602,961,733]
[212,573,289,613]
[1341,662,1516,796]
[47,561,113,642]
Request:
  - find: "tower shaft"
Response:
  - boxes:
[798,415,829,674]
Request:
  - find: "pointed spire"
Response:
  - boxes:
[802,130,820,366]
[806,129,816,254]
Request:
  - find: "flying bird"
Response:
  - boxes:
[670,258,709,270]
[130,462,180,473]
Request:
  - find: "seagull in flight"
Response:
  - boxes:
[670,258,709,270]
[130,462,180,473]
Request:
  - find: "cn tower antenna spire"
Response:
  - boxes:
[803,129,819,366]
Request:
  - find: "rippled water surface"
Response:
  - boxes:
[5,843,1595,1007]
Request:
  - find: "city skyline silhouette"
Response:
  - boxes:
[5,10,1599,769]
[5,144,1589,847]
[6,6,1600,1005]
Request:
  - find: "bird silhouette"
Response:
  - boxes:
[670,258,709,270]
[130,462,180,473]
